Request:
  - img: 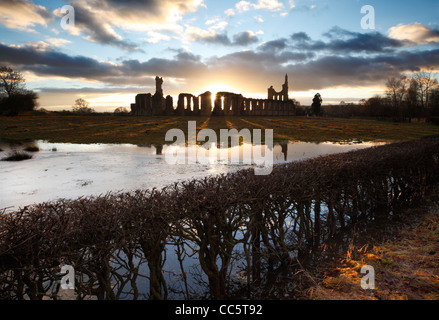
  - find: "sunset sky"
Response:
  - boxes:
[0,0,438,111]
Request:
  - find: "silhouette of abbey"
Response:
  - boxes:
[130,75,296,116]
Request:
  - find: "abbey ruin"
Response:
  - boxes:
[130,75,296,116]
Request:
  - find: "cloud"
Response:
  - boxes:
[51,0,206,50]
[53,3,140,51]
[290,32,311,42]
[0,42,207,86]
[288,0,296,9]
[224,8,235,17]
[287,0,327,13]
[291,27,406,53]
[232,31,260,46]
[0,0,51,32]
[253,0,284,12]
[258,39,289,52]
[388,23,439,45]
[45,38,72,47]
[145,32,171,44]
[184,25,259,46]
[254,15,264,23]
[235,0,284,13]
[236,1,252,13]
[79,0,205,23]
[1,25,438,96]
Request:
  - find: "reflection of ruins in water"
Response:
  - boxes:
[130,75,297,117]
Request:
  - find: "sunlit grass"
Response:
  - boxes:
[304,196,439,300]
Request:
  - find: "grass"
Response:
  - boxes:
[300,186,439,300]
[1,112,439,145]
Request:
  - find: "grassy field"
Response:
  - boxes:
[1,112,439,145]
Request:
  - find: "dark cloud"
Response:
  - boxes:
[292,27,406,53]
[0,42,206,86]
[191,31,259,46]
[52,0,205,50]
[290,32,311,42]
[258,38,289,52]
[0,43,115,79]
[232,31,259,46]
[72,4,140,51]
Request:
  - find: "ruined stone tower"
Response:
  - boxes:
[268,74,289,101]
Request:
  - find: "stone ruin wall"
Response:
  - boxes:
[130,77,296,116]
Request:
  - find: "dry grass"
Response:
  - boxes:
[303,205,439,300]
[1,113,439,145]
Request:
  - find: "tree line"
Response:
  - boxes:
[0,66,38,115]
[320,70,439,122]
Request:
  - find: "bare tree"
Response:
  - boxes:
[0,66,25,98]
[72,98,94,113]
[114,107,128,114]
[386,75,409,118]
[412,69,438,111]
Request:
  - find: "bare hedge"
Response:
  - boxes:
[1,135,439,300]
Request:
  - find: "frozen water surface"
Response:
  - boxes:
[0,140,384,211]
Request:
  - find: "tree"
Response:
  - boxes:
[0,66,25,98]
[430,88,439,117]
[114,107,128,114]
[412,69,438,112]
[312,93,322,116]
[0,66,37,115]
[72,98,94,114]
[386,75,408,113]
[385,75,411,121]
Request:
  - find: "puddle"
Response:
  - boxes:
[0,139,388,299]
[0,140,384,211]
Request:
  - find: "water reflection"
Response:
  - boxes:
[0,139,384,210]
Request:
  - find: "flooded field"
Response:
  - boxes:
[0,139,383,211]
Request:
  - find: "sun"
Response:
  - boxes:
[205,83,239,95]
[202,83,240,106]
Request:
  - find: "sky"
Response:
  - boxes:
[0,0,438,111]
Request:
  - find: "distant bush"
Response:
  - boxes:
[24,144,39,152]
[0,66,38,115]
[1,150,33,161]
[114,107,129,115]
[72,98,95,114]
[0,91,38,116]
